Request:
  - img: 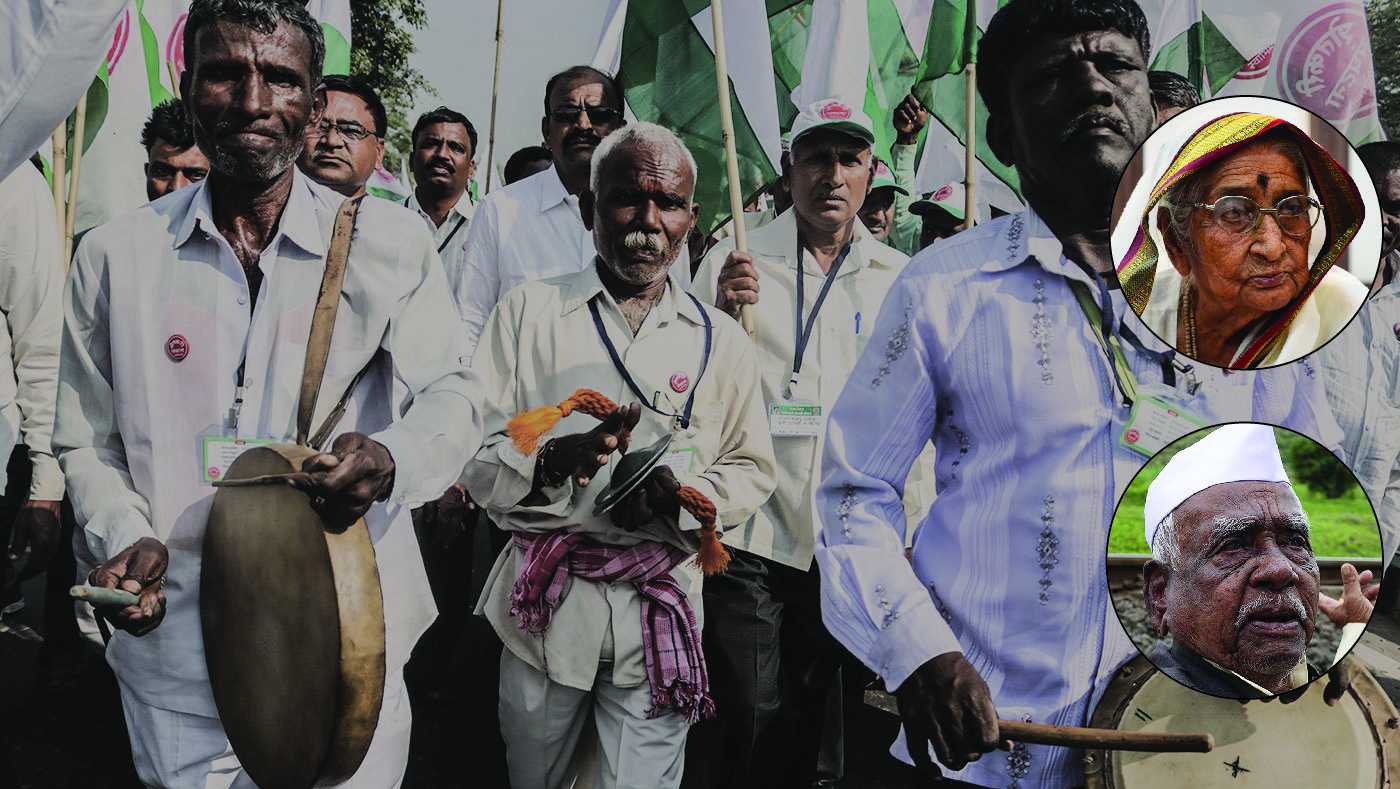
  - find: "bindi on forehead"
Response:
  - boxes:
[1257,173,1269,189]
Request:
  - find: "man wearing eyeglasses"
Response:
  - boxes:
[457,65,636,357]
[297,73,385,199]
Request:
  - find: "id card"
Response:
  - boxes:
[769,400,823,437]
[1120,396,1206,457]
[658,447,698,473]
[201,436,278,483]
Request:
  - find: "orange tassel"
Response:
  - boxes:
[677,486,728,575]
[508,388,620,455]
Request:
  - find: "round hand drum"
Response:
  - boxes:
[201,444,385,789]
[1086,654,1400,788]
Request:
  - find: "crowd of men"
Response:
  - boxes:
[1,0,1396,787]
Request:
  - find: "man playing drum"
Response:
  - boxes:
[52,1,483,786]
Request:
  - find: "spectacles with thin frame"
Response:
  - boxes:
[1188,194,1323,236]
[309,119,379,142]
[549,106,623,126]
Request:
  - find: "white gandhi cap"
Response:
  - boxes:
[1143,424,1291,547]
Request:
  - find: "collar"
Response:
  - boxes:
[748,208,898,277]
[174,168,325,256]
[561,259,702,326]
[536,164,576,213]
[405,189,475,222]
[976,206,1101,289]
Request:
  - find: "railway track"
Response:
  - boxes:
[1105,554,1384,590]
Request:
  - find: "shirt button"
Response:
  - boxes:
[237,294,248,305]
[243,376,254,386]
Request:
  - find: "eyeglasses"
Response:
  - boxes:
[1189,195,1323,236]
[549,106,623,126]
[309,119,378,142]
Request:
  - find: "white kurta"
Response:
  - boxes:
[0,163,64,499]
[54,169,484,718]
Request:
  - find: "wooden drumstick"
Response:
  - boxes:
[212,473,299,487]
[70,585,140,607]
[998,720,1214,753]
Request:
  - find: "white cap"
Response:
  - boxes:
[790,98,875,148]
[1143,424,1291,546]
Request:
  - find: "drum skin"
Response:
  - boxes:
[1086,654,1399,788]
[201,444,386,789]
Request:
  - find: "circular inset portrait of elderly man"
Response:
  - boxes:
[1107,422,1382,700]
[1112,96,1382,369]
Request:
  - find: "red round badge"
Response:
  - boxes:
[1125,429,1140,445]
[934,185,953,202]
[166,334,189,362]
[670,372,690,393]
[819,101,852,121]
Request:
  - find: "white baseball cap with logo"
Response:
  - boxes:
[790,98,875,147]
[910,182,967,221]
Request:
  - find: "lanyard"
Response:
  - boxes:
[791,239,853,386]
[587,291,713,429]
[436,214,467,254]
[1065,266,1198,407]
[403,197,468,254]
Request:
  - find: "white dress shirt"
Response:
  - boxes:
[815,208,1343,789]
[467,264,776,690]
[404,189,474,298]
[0,164,64,500]
[456,166,594,358]
[54,170,484,716]
[693,209,935,569]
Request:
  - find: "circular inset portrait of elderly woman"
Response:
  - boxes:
[1111,96,1382,370]
[1107,422,1383,701]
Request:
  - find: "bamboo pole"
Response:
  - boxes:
[709,0,757,341]
[998,720,1214,753]
[484,0,505,193]
[168,60,182,100]
[63,95,88,266]
[963,64,976,229]
[51,127,67,246]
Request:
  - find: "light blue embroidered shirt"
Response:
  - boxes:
[815,208,1342,789]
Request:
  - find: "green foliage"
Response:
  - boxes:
[1108,427,1380,558]
[1368,0,1400,139]
[1286,435,1355,499]
[348,0,434,174]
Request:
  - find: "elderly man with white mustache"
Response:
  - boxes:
[466,122,775,789]
[1142,424,1371,698]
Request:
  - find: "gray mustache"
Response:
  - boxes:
[1234,591,1308,630]
[623,231,665,254]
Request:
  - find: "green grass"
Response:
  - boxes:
[1108,428,1381,558]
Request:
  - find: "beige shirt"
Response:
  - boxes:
[468,263,776,691]
[693,209,935,569]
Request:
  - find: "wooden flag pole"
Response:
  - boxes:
[484,0,505,193]
[710,0,757,341]
[51,126,67,246]
[963,64,976,229]
[63,95,88,266]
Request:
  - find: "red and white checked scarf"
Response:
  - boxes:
[509,531,715,722]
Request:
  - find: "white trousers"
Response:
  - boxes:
[119,668,411,789]
[498,649,690,789]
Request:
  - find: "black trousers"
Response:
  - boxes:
[696,548,848,789]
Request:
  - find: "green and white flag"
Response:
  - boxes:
[1142,0,1381,144]
[595,0,784,235]
[70,0,353,233]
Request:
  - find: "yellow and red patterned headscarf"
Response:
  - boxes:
[1116,112,1364,369]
